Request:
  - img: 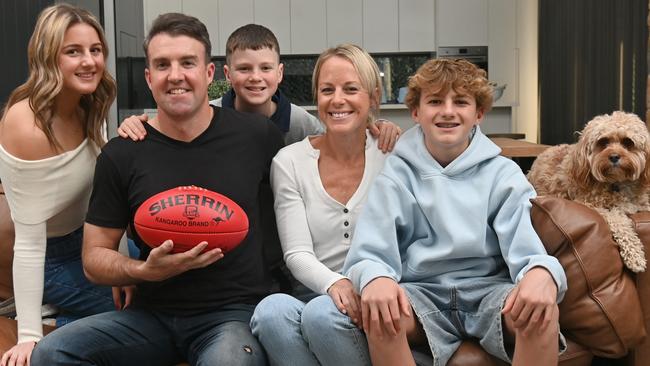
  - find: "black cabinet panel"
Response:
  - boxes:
[0,0,53,107]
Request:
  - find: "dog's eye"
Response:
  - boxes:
[596,138,609,148]
[622,138,635,149]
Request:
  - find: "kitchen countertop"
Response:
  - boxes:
[301,104,515,111]
[490,137,550,158]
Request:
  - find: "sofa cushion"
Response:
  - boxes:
[530,197,646,358]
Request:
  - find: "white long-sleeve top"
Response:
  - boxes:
[0,139,99,343]
[271,131,387,294]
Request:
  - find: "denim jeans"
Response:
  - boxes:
[250,293,320,366]
[251,294,370,366]
[302,295,371,366]
[31,305,267,366]
[43,227,114,326]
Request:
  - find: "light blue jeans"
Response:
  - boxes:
[31,305,266,366]
[251,294,371,366]
[43,227,114,326]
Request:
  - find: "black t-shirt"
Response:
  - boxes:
[86,106,284,314]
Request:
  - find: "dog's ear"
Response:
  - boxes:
[568,136,593,190]
[640,140,650,187]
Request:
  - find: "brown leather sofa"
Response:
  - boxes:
[446,197,650,366]
[0,194,648,365]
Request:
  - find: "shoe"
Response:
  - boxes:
[0,297,15,317]
[41,304,58,318]
[0,297,58,319]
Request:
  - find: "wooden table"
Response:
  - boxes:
[490,137,550,158]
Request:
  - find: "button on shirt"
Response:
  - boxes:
[270,131,387,294]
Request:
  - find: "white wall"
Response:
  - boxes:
[103,0,119,137]
[514,0,538,142]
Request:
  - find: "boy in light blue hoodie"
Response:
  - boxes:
[300,59,567,366]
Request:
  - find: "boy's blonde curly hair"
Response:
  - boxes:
[404,58,493,113]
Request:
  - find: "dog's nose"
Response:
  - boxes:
[609,154,620,164]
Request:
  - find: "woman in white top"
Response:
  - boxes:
[250,44,394,365]
[0,5,118,365]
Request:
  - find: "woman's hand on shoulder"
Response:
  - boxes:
[368,119,402,153]
[0,100,51,160]
[117,114,148,141]
[327,278,362,327]
[1,341,36,366]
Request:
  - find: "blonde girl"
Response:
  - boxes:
[0,4,117,365]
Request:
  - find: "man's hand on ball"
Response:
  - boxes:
[136,240,223,281]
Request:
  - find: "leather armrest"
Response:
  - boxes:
[531,197,646,357]
[628,212,650,365]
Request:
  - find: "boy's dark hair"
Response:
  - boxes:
[405,58,493,113]
[143,13,211,66]
[225,24,280,65]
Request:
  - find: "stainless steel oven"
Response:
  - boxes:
[437,46,488,73]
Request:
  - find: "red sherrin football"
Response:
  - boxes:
[134,186,249,253]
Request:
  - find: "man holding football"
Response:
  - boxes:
[31,13,282,366]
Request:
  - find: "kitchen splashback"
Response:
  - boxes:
[115,53,434,112]
[280,53,432,105]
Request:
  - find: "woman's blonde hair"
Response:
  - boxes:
[312,44,382,123]
[2,3,116,149]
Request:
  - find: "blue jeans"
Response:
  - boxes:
[251,293,320,366]
[43,227,114,326]
[126,238,140,259]
[252,294,370,366]
[31,305,267,366]
[302,295,371,366]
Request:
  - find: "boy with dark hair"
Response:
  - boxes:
[31,13,281,366]
[300,58,567,366]
[218,23,401,149]
[216,23,323,145]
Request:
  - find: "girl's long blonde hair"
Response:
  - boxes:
[2,3,116,149]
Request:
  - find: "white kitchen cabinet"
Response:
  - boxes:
[436,0,488,47]
[488,0,517,106]
[327,0,363,47]
[143,0,181,35]
[216,0,254,55]
[362,0,399,53]
[253,0,291,55]
[290,0,327,54]
[183,0,219,55]
[398,0,435,52]
[115,0,144,57]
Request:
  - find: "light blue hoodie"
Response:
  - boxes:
[343,125,567,301]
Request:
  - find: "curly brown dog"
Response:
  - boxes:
[528,111,650,272]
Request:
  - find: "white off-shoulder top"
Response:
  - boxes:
[0,139,99,343]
